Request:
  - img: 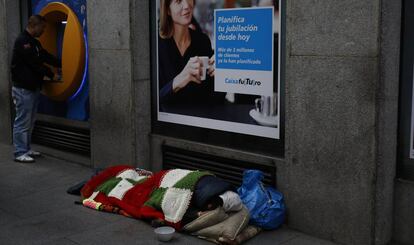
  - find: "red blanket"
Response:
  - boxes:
[81,165,209,230]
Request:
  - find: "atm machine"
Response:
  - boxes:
[38,2,85,101]
[26,0,90,157]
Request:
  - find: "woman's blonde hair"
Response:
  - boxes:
[159,0,195,39]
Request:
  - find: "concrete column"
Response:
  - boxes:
[0,0,21,145]
[130,0,152,170]
[284,0,381,244]
[375,0,401,244]
[0,0,10,145]
[87,0,135,168]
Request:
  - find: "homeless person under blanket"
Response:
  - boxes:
[81,165,212,230]
[80,165,257,244]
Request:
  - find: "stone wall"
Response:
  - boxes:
[87,0,135,168]
[0,0,20,145]
[394,180,414,245]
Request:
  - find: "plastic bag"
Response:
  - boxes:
[237,170,285,230]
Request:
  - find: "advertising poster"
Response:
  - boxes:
[156,0,281,139]
[32,0,89,121]
[215,7,273,96]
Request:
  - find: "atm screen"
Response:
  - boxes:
[56,21,66,60]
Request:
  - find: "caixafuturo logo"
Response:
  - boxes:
[224,77,262,87]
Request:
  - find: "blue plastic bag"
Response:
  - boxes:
[237,170,286,230]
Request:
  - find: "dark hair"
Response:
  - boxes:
[27,15,46,28]
[203,196,223,211]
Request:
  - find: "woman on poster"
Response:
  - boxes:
[158,0,225,108]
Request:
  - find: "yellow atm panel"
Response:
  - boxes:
[38,2,85,101]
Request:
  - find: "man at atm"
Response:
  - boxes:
[10,14,61,163]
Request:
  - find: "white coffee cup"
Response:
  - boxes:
[199,56,209,81]
[255,93,278,117]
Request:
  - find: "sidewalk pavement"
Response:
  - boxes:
[0,143,339,245]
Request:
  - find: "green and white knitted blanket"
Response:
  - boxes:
[144,168,210,223]
[81,165,211,229]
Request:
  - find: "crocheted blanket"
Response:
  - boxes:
[80,165,210,230]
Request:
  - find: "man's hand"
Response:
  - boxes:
[43,74,63,83]
[53,73,62,81]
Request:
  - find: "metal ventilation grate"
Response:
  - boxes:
[32,120,90,156]
[162,145,276,187]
